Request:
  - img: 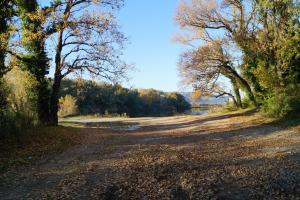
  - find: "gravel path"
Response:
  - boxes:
[1,112,300,199]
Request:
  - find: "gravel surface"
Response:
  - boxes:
[1,111,300,200]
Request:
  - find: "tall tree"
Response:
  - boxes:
[47,0,128,125]
[16,0,51,124]
[178,40,256,107]
[175,0,262,101]
[0,0,15,77]
[0,0,15,114]
[176,0,300,115]
[253,0,300,89]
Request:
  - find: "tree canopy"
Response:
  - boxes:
[59,79,191,117]
[176,0,300,116]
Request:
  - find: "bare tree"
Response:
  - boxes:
[175,0,258,106]
[175,0,257,42]
[46,0,128,124]
[178,40,254,107]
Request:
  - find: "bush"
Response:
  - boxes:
[1,66,40,137]
[58,95,78,118]
[262,85,300,118]
[0,79,16,138]
[5,66,39,126]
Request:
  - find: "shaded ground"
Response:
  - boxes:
[1,111,300,199]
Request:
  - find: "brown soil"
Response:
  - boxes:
[1,111,300,199]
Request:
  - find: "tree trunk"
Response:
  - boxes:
[49,74,62,125]
[231,96,238,108]
[49,30,64,125]
[235,74,257,107]
[36,78,50,124]
[224,65,258,107]
[231,79,242,108]
[16,0,52,125]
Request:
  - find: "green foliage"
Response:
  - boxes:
[16,0,51,124]
[58,95,78,118]
[166,92,191,113]
[261,84,300,118]
[176,0,300,118]
[6,66,38,115]
[251,1,300,116]
[59,79,191,117]
[0,0,14,77]
[0,65,39,137]
[0,78,8,110]
[0,79,19,137]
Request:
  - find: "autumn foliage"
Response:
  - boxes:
[176,0,300,116]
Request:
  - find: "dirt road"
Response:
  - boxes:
[1,111,300,199]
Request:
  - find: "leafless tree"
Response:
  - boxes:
[178,40,253,108]
[175,0,257,106]
[175,0,257,42]
[46,0,128,124]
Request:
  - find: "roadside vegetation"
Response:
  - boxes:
[175,0,300,117]
[0,0,128,135]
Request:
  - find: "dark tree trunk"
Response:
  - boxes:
[49,74,62,125]
[33,46,51,124]
[245,72,264,95]
[36,78,50,124]
[49,30,64,125]
[230,96,238,108]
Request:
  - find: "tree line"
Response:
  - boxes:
[0,0,128,134]
[176,0,300,117]
[58,79,191,117]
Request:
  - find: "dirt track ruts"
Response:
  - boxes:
[1,111,300,199]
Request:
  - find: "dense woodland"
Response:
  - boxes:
[0,0,300,137]
[58,79,191,117]
[0,0,129,135]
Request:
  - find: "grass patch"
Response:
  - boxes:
[0,126,84,172]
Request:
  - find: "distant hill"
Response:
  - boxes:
[181,92,229,105]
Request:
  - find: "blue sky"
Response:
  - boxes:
[118,0,184,92]
[42,0,186,92]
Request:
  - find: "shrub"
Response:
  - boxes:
[0,67,40,137]
[58,95,78,118]
[262,85,300,118]
[5,66,39,126]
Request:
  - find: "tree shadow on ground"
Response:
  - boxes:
[137,109,259,131]
[60,120,139,129]
[78,143,300,200]
[60,109,259,132]
[126,124,280,146]
[273,113,300,130]
[2,110,300,199]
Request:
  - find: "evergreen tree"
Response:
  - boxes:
[16,0,51,124]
